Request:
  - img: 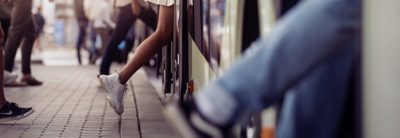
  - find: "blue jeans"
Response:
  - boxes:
[197,0,361,137]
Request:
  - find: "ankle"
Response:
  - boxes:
[117,73,127,85]
[22,74,33,79]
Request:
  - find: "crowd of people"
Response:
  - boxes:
[0,0,362,137]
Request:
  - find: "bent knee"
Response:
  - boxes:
[154,27,173,45]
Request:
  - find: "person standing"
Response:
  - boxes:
[74,0,95,65]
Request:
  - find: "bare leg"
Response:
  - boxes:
[118,5,174,84]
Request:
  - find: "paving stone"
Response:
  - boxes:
[1,66,177,137]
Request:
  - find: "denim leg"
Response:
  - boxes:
[277,45,355,138]
[196,0,361,124]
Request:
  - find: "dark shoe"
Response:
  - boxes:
[21,77,43,86]
[164,100,233,138]
[0,102,34,122]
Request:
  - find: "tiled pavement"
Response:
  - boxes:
[0,65,179,138]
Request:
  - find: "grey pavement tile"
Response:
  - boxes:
[141,133,180,138]
[2,66,176,138]
[60,134,82,138]
[20,132,42,138]
[40,131,61,135]
[1,133,23,138]
[101,135,122,138]
[121,134,141,138]
[81,128,102,132]
[99,130,119,135]
[140,122,178,136]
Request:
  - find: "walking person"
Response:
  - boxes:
[3,0,43,86]
[74,0,95,65]
[84,0,116,64]
[33,6,45,52]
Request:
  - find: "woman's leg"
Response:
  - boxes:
[118,5,174,84]
[20,17,43,86]
[21,17,35,76]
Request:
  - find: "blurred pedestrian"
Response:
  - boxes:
[33,6,45,53]
[84,0,116,64]
[74,0,96,65]
[3,0,43,86]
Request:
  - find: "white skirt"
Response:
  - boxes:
[145,0,175,6]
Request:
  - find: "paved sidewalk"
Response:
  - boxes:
[0,65,178,138]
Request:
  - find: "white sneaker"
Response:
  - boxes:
[3,71,18,84]
[99,73,127,115]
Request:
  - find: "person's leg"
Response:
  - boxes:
[97,28,109,57]
[99,5,174,115]
[99,4,136,75]
[136,6,158,31]
[0,18,11,44]
[0,18,19,85]
[0,23,6,107]
[76,21,88,65]
[276,45,356,138]
[4,0,33,72]
[165,0,361,137]
[91,27,109,64]
[122,26,135,63]
[123,38,134,63]
[20,17,42,86]
[118,5,174,84]
[195,0,361,124]
[88,24,97,59]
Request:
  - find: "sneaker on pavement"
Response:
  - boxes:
[3,71,18,84]
[99,73,127,115]
[0,102,34,122]
[164,100,233,138]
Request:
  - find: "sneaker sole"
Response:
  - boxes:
[0,109,35,122]
[164,105,200,138]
